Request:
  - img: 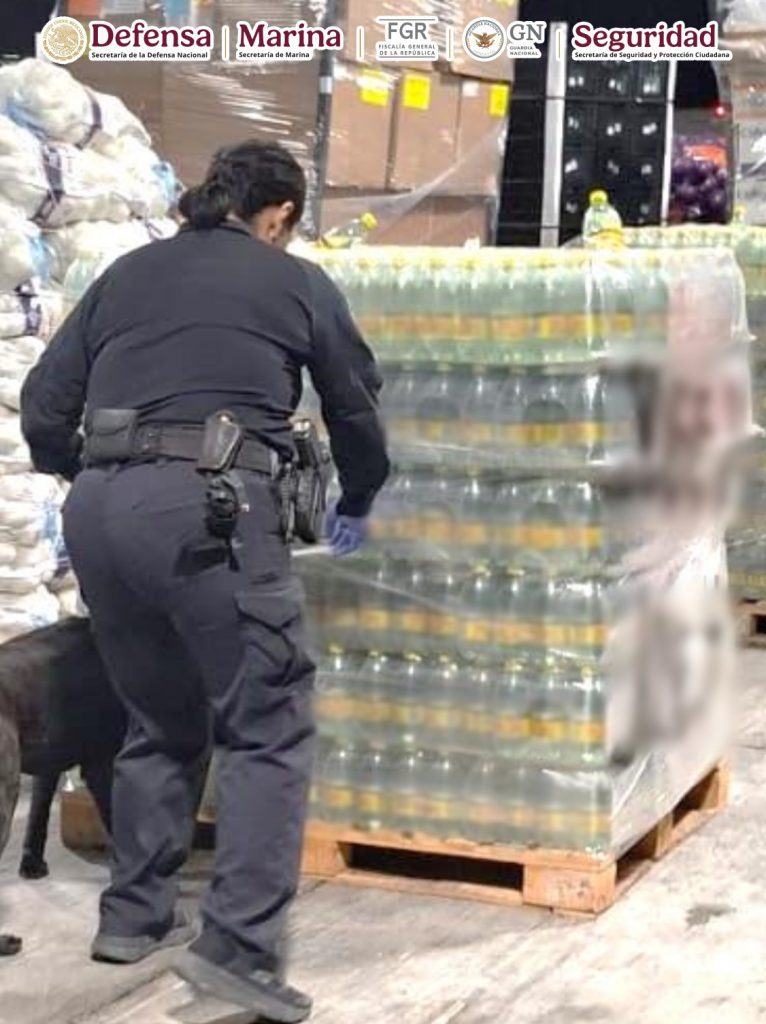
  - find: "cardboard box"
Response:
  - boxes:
[388,70,460,190]
[161,62,321,187]
[449,0,516,83]
[444,76,509,195]
[64,0,106,13]
[324,62,398,190]
[321,193,493,245]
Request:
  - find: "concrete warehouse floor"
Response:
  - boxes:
[2,652,766,1024]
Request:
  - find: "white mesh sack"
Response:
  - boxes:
[0,59,151,151]
[0,201,48,292]
[0,114,154,225]
[45,217,177,282]
[0,287,64,341]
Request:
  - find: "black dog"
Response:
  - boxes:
[0,617,126,956]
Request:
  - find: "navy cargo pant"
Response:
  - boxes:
[63,461,316,974]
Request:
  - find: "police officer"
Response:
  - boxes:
[20,141,389,1022]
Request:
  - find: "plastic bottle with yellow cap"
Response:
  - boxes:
[582,189,625,249]
[321,211,379,249]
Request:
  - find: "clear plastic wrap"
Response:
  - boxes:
[300,245,745,855]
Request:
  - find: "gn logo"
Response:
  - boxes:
[463,18,547,61]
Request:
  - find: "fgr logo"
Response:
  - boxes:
[376,16,439,61]
[463,18,546,62]
[40,16,88,65]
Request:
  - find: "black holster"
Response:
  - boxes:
[281,420,333,544]
[196,412,247,544]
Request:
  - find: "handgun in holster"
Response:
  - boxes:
[195,411,249,544]
[281,419,333,544]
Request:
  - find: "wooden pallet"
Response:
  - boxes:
[61,760,729,916]
[302,761,730,915]
[737,600,766,647]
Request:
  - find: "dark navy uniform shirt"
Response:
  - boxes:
[20,222,389,517]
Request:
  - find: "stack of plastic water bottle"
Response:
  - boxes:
[301,239,752,855]
[0,58,178,634]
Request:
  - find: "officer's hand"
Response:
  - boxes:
[325,504,369,557]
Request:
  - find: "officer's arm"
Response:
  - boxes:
[305,264,390,517]
[20,280,101,481]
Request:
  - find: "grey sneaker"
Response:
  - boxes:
[91,911,197,965]
[175,949,312,1023]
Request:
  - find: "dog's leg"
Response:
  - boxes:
[20,771,60,880]
[81,760,114,835]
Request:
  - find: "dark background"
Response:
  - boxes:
[519,0,720,107]
[0,2,57,58]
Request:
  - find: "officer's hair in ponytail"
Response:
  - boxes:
[178,140,306,231]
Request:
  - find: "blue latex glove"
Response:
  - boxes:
[325,504,369,557]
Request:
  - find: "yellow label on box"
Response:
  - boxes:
[360,72,391,107]
[490,83,510,118]
[403,73,432,111]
